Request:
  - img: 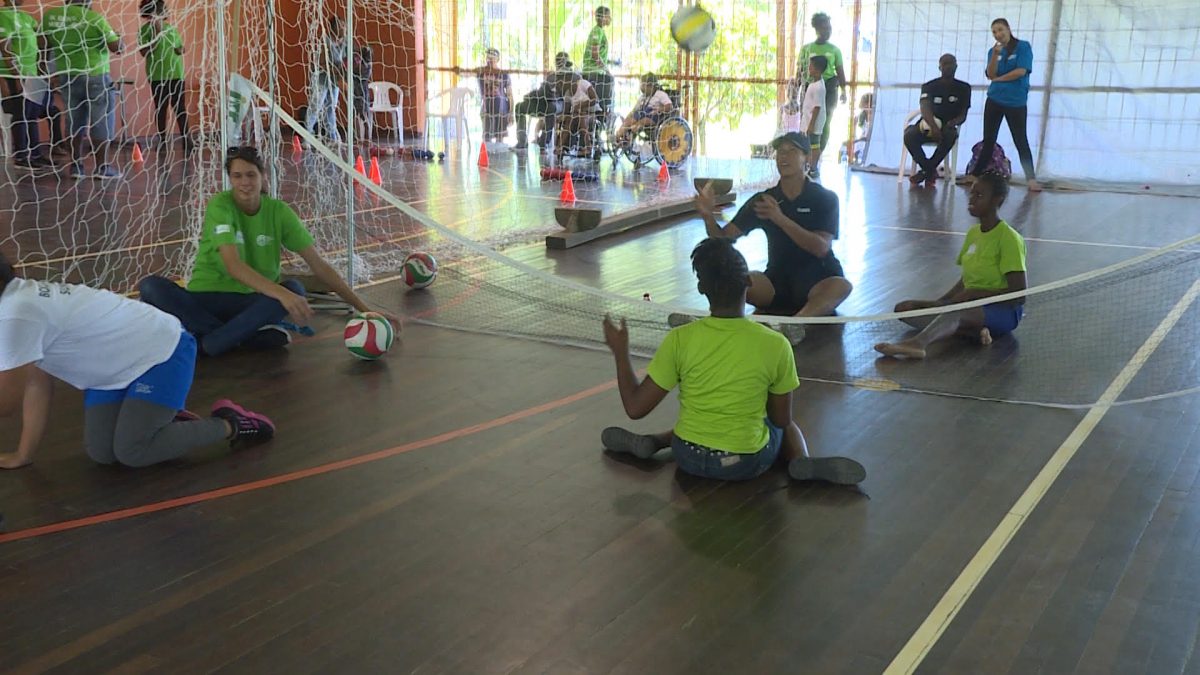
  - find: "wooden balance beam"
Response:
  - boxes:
[546,177,737,250]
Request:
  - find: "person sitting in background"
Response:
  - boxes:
[615,72,672,148]
[513,51,570,150]
[599,237,865,485]
[553,69,598,159]
[875,172,1026,359]
[138,147,398,357]
[904,53,970,187]
[137,0,190,151]
[477,48,513,143]
[0,252,274,471]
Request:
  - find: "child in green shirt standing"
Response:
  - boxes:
[138,0,188,150]
[601,237,866,485]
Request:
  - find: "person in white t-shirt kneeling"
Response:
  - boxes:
[0,255,275,470]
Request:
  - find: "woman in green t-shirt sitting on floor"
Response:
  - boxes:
[600,237,865,485]
[139,146,396,356]
[875,172,1028,360]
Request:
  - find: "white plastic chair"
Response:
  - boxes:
[424,87,474,152]
[367,81,404,142]
[0,111,11,157]
[898,109,958,182]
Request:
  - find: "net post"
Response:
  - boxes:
[345,0,357,286]
[266,0,280,197]
[1036,0,1066,178]
[216,0,230,190]
[846,0,862,167]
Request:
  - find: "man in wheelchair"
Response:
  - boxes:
[615,73,673,149]
[553,70,600,159]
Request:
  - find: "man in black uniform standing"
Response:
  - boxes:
[904,53,972,186]
[684,132,852,344]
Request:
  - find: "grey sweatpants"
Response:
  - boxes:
[84,398,228,468]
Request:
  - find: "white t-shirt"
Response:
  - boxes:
[635,89,672,114]
[0,279,182,391]
[570,79,598,109]
[801,78,827,135]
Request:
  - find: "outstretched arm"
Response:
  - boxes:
[296,246,402,326]
[0,366,52,469]
[603,316,669,420]
[695,183,742,240]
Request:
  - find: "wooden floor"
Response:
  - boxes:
[2,147,1200,674]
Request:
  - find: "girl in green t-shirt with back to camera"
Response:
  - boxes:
[138,0,188,150]
[875,172,1028,359]
[601,237,865,485]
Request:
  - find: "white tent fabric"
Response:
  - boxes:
[863,1,1199,191]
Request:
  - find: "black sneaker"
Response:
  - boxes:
[211,399,275,446]
[241,325,292,350]
[601,427,660,459]
[909,170,928,185]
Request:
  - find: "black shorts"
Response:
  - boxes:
[761,260,844,315]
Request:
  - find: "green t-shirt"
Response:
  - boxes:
[956,220,1027,291]
[582,24,607,74]
[40,5,119,76]
[647,317,800,454]
[0,9,38,77]
[188,192,316,294]
[800,40,843,82]
[138,22,184,81]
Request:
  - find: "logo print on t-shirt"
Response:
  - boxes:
[966,243,978,256]
[256,235,274,247]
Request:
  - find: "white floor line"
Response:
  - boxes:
[871,224,1198,253]
[883,274,1200,675]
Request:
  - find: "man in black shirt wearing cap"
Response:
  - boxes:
[904,53,971,186]
[514,51,572,149]
[683,131,852,344]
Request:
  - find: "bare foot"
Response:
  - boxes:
[1027,179,1043,192]
[874,341,927,359]
[980,328,993,346]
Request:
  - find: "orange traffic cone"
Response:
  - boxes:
[292,134,303,154]
[355,155,366,175]
[560,170,576,202]
[368,157,382,185]
[131,142,144,164]
[477,142,490,168]
[657,161,670,182]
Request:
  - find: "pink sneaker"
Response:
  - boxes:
[210,399,276,446]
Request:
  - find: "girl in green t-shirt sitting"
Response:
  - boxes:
[600,237,865,485]
[138,146,398,356]
[875,173,1028,360]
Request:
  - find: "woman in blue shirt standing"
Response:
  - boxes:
[972,18,1041,192]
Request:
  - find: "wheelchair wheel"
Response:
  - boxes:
[654,117,693,169]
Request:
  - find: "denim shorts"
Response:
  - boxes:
[982,303,1024,337]
[84,332,196,411]
[671,420,784,481]
[63,73,114,141]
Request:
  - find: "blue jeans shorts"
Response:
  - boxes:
[982,303,1024,337]
[63,73,114,141]
[671,419,784,481]
[84,332,196,411]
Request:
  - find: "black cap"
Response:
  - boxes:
[770,132,811,154]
